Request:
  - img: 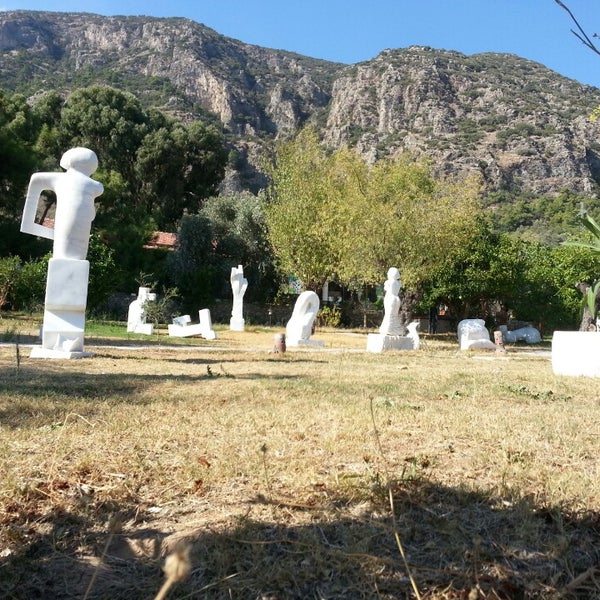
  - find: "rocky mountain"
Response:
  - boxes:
[2,9,600,200]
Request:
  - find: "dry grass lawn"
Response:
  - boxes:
[1,316,600,599]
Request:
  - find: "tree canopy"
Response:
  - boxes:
[264,127,482,292]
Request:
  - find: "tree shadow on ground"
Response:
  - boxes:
[1,477,599,599]
[0,364,303,428]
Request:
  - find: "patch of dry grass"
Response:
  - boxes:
[1,320,600,598]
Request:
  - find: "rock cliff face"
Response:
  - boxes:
[1,10,600,197]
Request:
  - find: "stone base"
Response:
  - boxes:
[168,323,216,339]
[128,323,154,335]
[552,331,600,377]
[30,346,94,359]
[366,333,416,352]
[460,339,497,351]
[286,338,325,347]
[230,317,245,331]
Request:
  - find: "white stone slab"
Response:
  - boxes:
[168,323,205,337]
[41,310,86,352]
[552,331,600,377]
[30,346,93,359]
[366,333,415,352]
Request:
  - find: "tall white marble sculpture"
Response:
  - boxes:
[21,147,104,358]
[230,264,248,331]
[127,287,156,335]
[286,290,324,346]
[498,324,541,344]
[367,267,418,352]
[379,267,402,336]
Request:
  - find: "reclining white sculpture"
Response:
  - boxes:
[168,309,217,340]
[498,324,541,344]
[457,318,496,351]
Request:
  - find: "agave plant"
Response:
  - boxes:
[565,214,600,320]
[569,213,600,253]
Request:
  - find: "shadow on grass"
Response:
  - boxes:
[1,477,599,599]
[0,362,309,428]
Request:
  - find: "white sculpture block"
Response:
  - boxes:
[168,309,217,340]
[457,318,496,350]
[230,265,248,331]
[21,147,103,359]
[286,290,324,346]
[45,258,89,310]
[367,321,420,352]
[552,331,600,377]
[498,324,541,344]
[31,309,87,358]
[127,287,155,335]
[199,308,217,340]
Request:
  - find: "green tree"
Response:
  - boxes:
[167,214,219,309]
[0,92,38,221]
[59,85,148,181]
[264,127,339,290]
[265,127,481,297]
[199,192,276,301]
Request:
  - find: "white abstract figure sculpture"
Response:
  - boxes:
[457,318,496,350]
[230,264,248,331]
[20,148,104,358]
[127,287,155,335]
[498,324,541,344]
[286,290,324,346]
[21,147,103,260]
[379,267,402,336]
[367,267,418,352]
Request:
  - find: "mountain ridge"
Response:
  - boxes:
[2,9,600,202]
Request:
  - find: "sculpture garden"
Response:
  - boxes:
[1,315,599,599]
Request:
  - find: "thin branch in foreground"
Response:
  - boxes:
[554,0,600,56]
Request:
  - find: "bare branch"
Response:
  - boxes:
[554,0,600,56]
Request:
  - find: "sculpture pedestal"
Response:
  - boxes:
[230,317,245,331]
[552,331,600,377]
[286,338,325,347]
[30,347,93,359]
[366,333,416,352]
[32,258,90,359]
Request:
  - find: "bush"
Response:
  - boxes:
[11,255,48,312]
[318,305,342,328]
[0,256,21,310]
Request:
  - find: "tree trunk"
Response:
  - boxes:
[397,288,422,336]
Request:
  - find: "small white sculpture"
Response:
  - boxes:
[286,290,324,346]
[498,324,541,344]
[168,309,217,340]
[20,148,103,358]
[230,265,248,331]
[367,267,419,352]
[457,318,496,350]
[406,321,421,350]
[127,287,155,335]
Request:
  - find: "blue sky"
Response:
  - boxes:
[3,0,600,88]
